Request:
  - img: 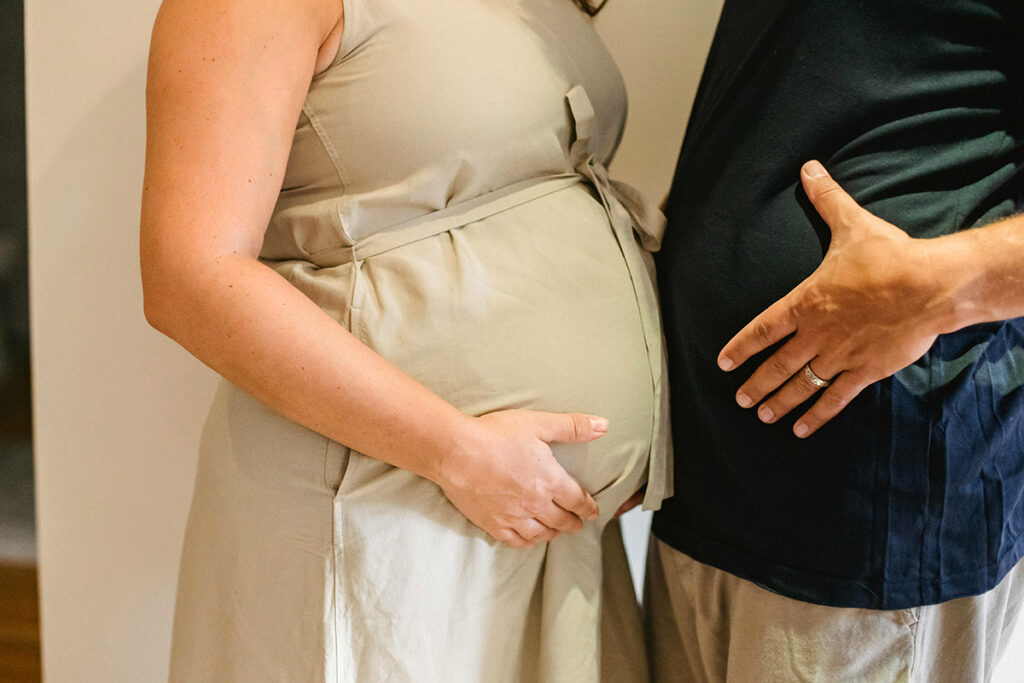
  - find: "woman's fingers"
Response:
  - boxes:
[535,503,584,534]
[512,518,561,545]
[529,410,602,521]
[534,412,609,444]
[439,408,605,548]
[551,475,600,522]
[494,528,536,549]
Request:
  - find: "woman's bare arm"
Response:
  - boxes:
[141,0,601,547]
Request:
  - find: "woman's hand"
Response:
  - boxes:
[436,410,605,548]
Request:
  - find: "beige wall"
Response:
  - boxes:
[26,2,216,680]
[26,0,1023,680]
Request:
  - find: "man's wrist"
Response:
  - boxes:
[922,230,999,335]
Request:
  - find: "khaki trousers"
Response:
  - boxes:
[645,538,1024,683]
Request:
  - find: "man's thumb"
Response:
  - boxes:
[801,160,864,241]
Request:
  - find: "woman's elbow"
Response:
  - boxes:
[139,238,202,337]
[140,252,195,339]
[141,275,180,337]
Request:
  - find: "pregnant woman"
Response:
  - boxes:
[141,0,669,679]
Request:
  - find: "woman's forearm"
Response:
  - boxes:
[141,0,473,480]
[143,251,474,485]
[142,247,604,546]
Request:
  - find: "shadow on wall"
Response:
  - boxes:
[0,0,33,564]
[0,1,29,393]
[0,0,28,389]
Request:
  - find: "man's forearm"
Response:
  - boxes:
[717,162,1024,436]
[931,214,1024,333]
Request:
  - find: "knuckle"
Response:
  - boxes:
[571,414,585,440]
[540,529,560,542]
[754,319,774,343]
[524,499,546,517]
[506,534,530,549]
[815,184,842,201]
[568,517,583,533]
[767,355,791,379]
[495,531,518,548]
[820,390,850,409]
[556,478,582,502]
[536,477,559,500]
[566,502,587,520]
[534,442,553,460]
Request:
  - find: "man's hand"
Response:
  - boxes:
[614,486,646,519]
[717,161,960,438]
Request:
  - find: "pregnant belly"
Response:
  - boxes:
[341,185,655,497]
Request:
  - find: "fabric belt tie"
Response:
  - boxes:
[297,84,671,509]
[565,85,671,509]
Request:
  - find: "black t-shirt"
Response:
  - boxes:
[654,0,1024,609]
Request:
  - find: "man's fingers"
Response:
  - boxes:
[614,487,645,519]
[718,298,797,373]
[801,161,866,241]
[792,373,866,438]
[733,339,813,408]
[754,356,838,424]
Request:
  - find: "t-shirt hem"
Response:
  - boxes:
[651,519,1024,610]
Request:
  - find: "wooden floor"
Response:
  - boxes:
[1,363,40,681]
[0,562,41,682]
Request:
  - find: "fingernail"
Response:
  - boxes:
[589,417,608,433]
[804,160,827,178]
[794,422,810,438]
[758,405,775,423]
[718,356,734,371]
[736,392,753,408]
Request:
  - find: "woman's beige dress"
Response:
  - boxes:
[168,0,670,680]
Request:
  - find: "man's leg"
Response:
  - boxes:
[644,537,1024,682]
[912,557,1024,682]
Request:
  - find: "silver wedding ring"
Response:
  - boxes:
[802,362,831,388]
